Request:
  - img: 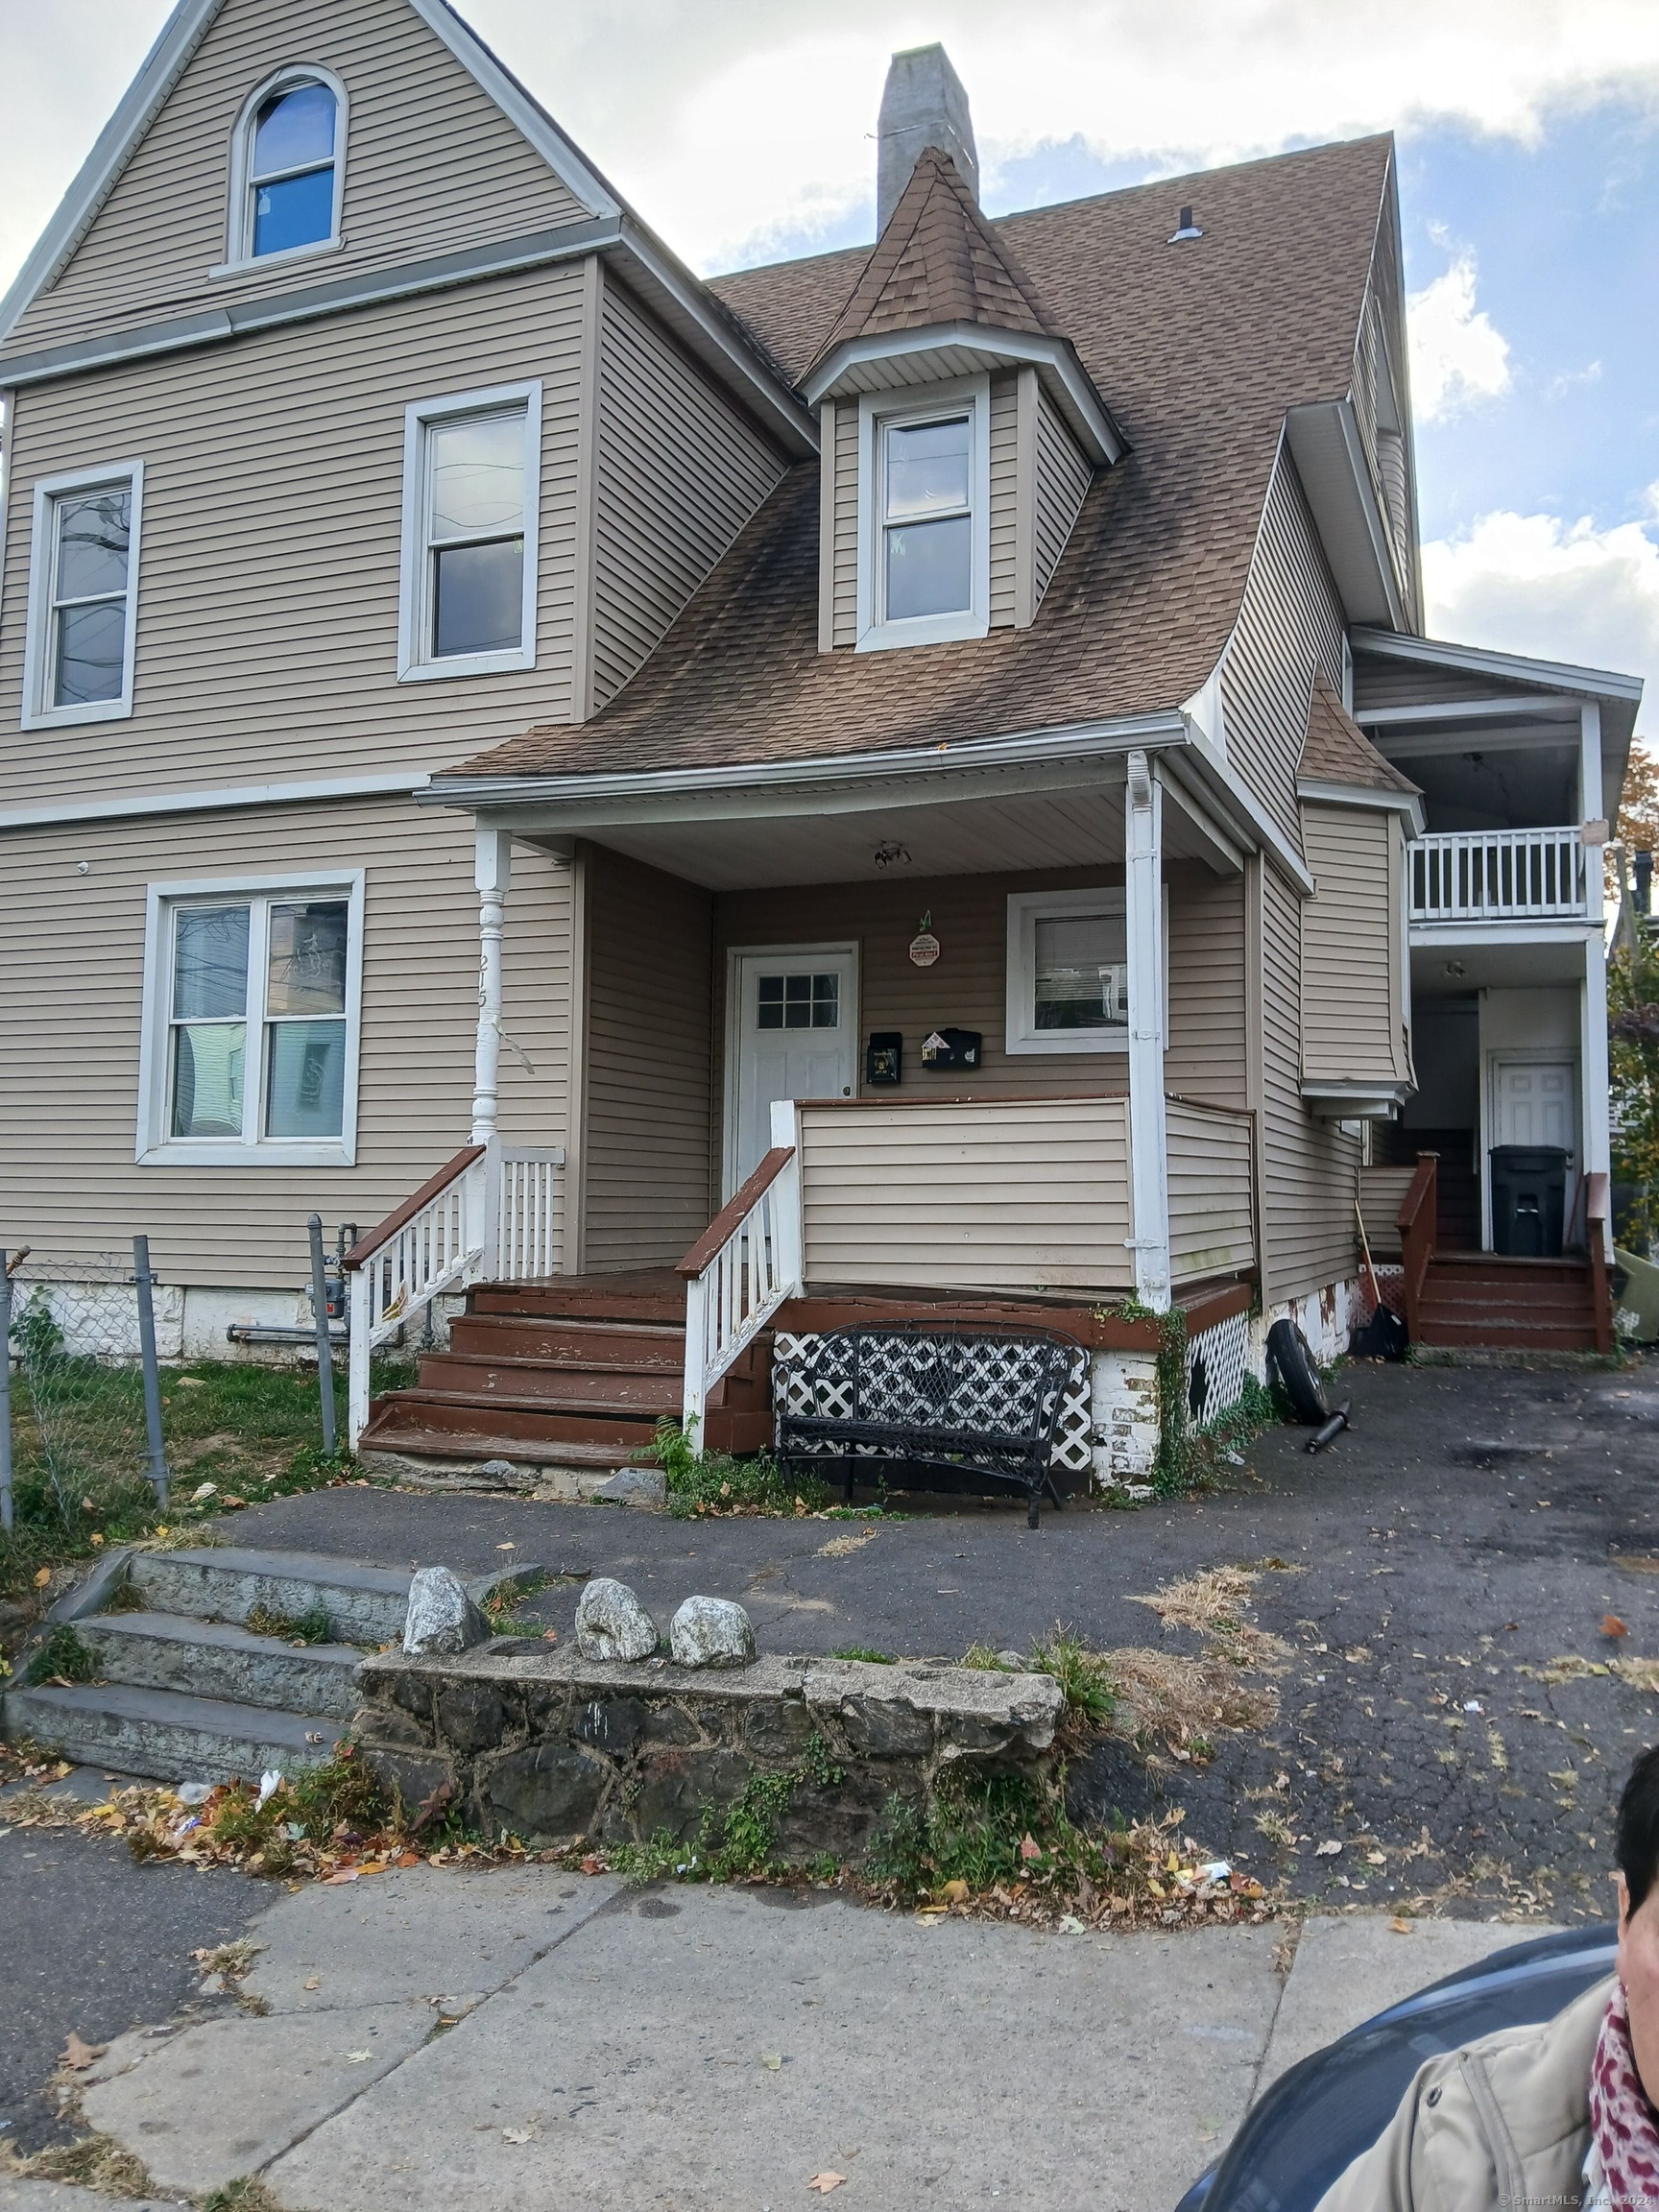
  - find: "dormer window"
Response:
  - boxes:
[223,68,347,272]
[855,377,989,651]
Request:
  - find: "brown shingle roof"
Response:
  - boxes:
[810,149,1053,367]
[1300,678,1419,795]
[452,134,1394,784]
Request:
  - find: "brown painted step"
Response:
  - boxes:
[360,1389,661,1453]
[1417,1319,1600,1349]
[469,1271,684,1326]
[1423,1257,1593,1286]
[358,1424,639,1472]
[448,1313,685,1367]
[412,1353,682,1412]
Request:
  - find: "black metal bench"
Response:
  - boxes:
[774,1321,1088,1528]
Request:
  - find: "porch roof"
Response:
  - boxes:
[440,135,1396,789]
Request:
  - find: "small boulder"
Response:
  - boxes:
[592,1467,667,1507]
[402,1565,491,1657]
[669,1595,756,1670]
[575,1577,659,1662]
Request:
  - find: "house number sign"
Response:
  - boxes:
[908,911,941,968]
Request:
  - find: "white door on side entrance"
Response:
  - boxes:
[728,948,857,1191]
[1495,1061,1577,1157]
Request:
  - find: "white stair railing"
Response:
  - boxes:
[678,1100,803,1434]
[344,1139,565,1446]
[1409,827,1589,922]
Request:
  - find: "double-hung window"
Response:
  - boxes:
[855,376,989,651]
[398,384,541,681]
[222,68,346,271]
[139,875,365,1166]
[22,465,143,729]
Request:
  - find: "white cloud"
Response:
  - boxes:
[1423,503,1659,736]
[6,0,1659,285]
[1407,243,1513,423]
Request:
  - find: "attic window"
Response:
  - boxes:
[855,377,990,652]
[224,68,347,271]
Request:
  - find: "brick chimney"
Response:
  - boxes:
[877,44,978,234]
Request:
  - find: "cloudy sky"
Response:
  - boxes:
[3,0,1657,736]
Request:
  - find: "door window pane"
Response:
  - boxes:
[1033,912,1127,1031]
[173,906,251,1020]
[171,1023,246,1138]
[265,1020,347,1138]
[757,973,839,1031]
[266,902,348,1016]
[253,167,336,257]
[886,515,972,620]
[433,540,523,657]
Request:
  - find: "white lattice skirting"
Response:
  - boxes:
[772,1332,1095,1479]
[1185,1310,1253,1430]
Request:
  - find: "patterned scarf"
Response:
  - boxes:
[1591,1982,1659,2211]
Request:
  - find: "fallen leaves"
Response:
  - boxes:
[817,1529,878,1558]
[60,2032,106,2072]
[760,2052,783,2072]
[1389,1916,1413,1935]
[807,2176,847,2195]
[1313,1839,1343,1859]
[1604,1616,1630,1640]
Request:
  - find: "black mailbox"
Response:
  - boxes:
[865,1031,902,1085]
[921,1026,981,1070]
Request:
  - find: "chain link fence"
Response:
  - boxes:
[2,1241,169,1547]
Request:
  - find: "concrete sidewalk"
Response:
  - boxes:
[53,1864,1549,2212]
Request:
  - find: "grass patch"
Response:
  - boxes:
[4,2132,156,2198]
[244,1600,334,1646]
[650,1420,831,1520]
[831,1646,897,1665]
[25,1623,99,1686]
[0,1353,412,1599]
[612,1735,844,1884]
[199,2179,289,2212]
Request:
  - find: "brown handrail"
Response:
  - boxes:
[343,1144,486,1271]
[677,1147,793,1279]
[1586,1171,1614,1355]
[1396,1150,1438,1343]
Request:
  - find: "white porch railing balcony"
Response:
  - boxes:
[1408,827,1591,924]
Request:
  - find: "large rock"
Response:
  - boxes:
[400,1566,490,1657]
[575,1577,659,1662]
[669,1595,756,1670]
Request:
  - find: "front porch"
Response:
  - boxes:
[346,741,1268,1484]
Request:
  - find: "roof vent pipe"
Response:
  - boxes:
[1169,205,1203,242]
[877,44,978,233]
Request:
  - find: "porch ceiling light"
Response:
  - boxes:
[1444,960,1466,978]
[874,841,912,869]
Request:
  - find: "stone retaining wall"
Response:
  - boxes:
[353,1645,1065,1863]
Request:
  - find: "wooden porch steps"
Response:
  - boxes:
[356,1271,772,1477]
[1414,1251,1601,1351]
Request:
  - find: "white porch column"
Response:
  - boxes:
[1125,752,1171,1310]
[471,826,512,1147]
[1583,932,1613,1251]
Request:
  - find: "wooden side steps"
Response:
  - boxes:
[1414,1252,1601,1351]
[356,1271,773,1477]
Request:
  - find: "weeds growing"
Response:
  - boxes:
[650,1420,831,1519]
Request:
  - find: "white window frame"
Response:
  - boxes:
[21,461,145,732]
[136,870,367,1167]
[217,64,349,276]
[1006,886,1165,1057]
[854,374,990,653]
[397,382,542,684]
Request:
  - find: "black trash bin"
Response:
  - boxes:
[1488,1144,1570,1257]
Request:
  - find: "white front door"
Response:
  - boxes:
[728,948,857,1190]
[1495,1060,1577,1156]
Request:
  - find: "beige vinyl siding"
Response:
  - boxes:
[0,261,588,806]
[1166,1101,1255,1286]
[1358,1162,1413,1260]
[580,847,714,1271]
[0,799,571,1286]
[590,274,786,708]
[1032,385,1093,605]
[1301,803,1410,1085]
[798,1097,1133,1294]
[714,870,1134,1134]
[830,401,860,648]
[9,0,589,352]
[1165,867,1248,1109]
[1349,651,1539,715]
[1221,449,1347,849]
[988,372,1019,628]
[1254,856,1359,1303]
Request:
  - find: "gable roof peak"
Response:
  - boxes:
[811,147,1053,371]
